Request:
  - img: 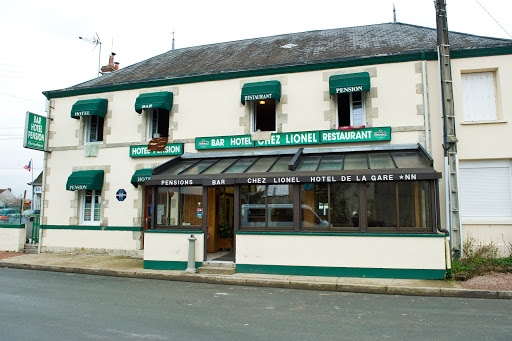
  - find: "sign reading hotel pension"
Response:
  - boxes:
[23,111,47,151]
[130,143,183,157]
[195,127,391,150]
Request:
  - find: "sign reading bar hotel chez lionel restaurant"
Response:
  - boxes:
[195,127,391,150]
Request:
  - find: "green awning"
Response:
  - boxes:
[66,170,104,191]
[241,81,281,105]
[135,92,173,114]
[329,72,371,95]
[131,169,152,188]
[70,99,108,119]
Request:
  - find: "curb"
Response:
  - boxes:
[2,261,511,299]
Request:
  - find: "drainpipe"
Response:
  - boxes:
[38,99,52,254]
[421,52,431,154]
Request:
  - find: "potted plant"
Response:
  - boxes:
[219,222,233,250]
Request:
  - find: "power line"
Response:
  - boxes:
[475,0,512,38]
[0,92,45,104]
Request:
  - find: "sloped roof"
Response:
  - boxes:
[44,22,512,97]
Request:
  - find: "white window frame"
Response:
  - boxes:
[80,190,101,225]
[459,159,512,223]
[461,71,498,122]
[335,92,366,127]
[251,99,277,133]
[84,115,104,143]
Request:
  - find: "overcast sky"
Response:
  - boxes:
[0,0,511,198]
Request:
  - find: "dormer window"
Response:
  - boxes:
[329,72,370,128]
[241,81,281,133]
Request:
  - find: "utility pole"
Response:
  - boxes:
[435,0,461,255]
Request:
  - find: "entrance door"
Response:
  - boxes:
[206,186,235,262]
[142,187,153,249]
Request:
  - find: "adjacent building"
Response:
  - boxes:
[39,23,512,278]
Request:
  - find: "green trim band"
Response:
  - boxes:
[236,264,446,279]
[0,224,25,229]
[42,225,142,231]
[144,260,202,270]
[144,230,204,234]
[236,231,447,237]
[44,47,512,100]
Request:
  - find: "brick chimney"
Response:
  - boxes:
[100,52,119,74]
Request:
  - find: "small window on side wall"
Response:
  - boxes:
[81,190,101,224]
[337,92,365,127]
[147,108,170,139]
[253,99,276,132]
[461,71,497,122]
[85,115,104,142]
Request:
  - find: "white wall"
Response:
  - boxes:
[0,227,26,252]
[236,234,447,270]
[143,232,204,263]
[42,229,140,254]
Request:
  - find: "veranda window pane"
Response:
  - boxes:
[224,158,258,173]
[317,155,343,171]
[245,157,278,173]
[267,185,293,228]
[180,159,217,175]
[301,183,329,229]
[165,160,199,175]
[202,158,237,174]
[392,151,429,168]
[330,183,359,228]
[296,156,321,171]
[366,182,397,227]
[398,181,431,228]
[368,152,395,169]
[344,153,368,170]
[156,186,202,226]
[241,185,266,227]
[268,156,293,172]
[179,187,203,226]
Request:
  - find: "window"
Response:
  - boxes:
[146,108,170,139]
[156,186,202,227]
[252,99,276,132]
[301,183,359,231]
[460,160,512,219]
[85,115,104,142]
[366,181,432,230]
[240,184,293,229]
[461,72,497,122]
[337,92,365,127]
[81,190,101,224]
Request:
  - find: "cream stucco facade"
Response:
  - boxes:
[39,25,512,277]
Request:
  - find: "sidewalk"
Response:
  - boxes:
[1,253,511,299]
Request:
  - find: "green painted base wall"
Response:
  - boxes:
[236,264,446,279]
[0,224,25,229]
[144,260,202,271]
[43,225,142,231]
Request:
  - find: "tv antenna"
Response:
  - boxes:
[79,33,102,77]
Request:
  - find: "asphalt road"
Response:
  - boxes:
[1,268,511,341]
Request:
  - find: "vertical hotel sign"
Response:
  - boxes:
[23,111,48,151]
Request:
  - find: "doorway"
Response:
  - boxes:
[141,187,153,249]
[206,186,235,262]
